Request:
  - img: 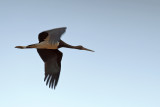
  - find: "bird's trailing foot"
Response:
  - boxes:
[15,46,27,49]
[15,44,37,49]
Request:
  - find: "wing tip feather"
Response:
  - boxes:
[44,73,60,89]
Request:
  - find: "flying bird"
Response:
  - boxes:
[15,27,94,89]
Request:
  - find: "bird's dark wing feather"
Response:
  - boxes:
[37,49,63,89]
[38,27,66,44]
[38,32,48,43]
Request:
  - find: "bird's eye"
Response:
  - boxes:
[78,45,83,48]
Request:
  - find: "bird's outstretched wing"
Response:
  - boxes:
[37,49,63,89]
[38,27,66,44]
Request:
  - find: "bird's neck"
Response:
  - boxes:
[58,40,79,49]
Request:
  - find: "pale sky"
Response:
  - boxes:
[0,0,160,107]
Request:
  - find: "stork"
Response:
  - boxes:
[15,27,94,89]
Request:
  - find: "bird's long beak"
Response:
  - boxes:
[82,47,95,52]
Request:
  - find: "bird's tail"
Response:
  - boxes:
[15,44,37,49]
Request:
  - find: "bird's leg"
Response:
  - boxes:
[15,46,27,49]
[15,44,37,49]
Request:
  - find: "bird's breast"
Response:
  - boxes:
[36,41,59,49]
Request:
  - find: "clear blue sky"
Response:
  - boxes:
[0,0,160,107]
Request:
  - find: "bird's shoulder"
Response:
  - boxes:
[38,27,67,44]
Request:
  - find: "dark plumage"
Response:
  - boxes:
[37,49,62,89]
[15,27,94,89]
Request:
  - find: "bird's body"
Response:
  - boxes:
[27,40,59,49]
[15,27,94,89]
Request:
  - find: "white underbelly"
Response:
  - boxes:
[36,41,59,49]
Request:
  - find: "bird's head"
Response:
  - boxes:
[76,45,94,52]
